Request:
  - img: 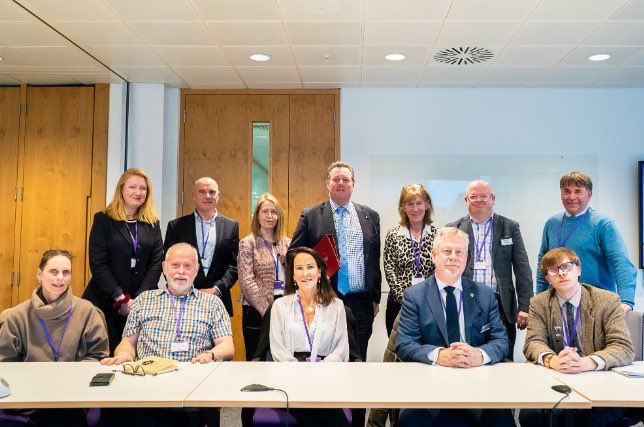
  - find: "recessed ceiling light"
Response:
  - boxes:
[588,53,611,62]
[385,53,406,61]
[0,56,4,61]
[250,53,271,62]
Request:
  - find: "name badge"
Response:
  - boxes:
[480,323,491,333]
[171,340,189,353]
[273,280,285,291]
[411,276,425,286]
[500,238,513,246]
[474,261,487,270]
[130,258,137,269]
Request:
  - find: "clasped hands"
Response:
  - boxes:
[549,346,597,374]
[436,342,484,368]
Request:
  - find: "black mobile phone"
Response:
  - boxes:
[90,373,115,387]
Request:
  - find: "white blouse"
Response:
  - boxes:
[269,293,349,362]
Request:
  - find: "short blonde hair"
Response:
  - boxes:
[250,193,285,239]
[432,227,469,251]
[104,168,158,224]
[539,247,580,277]
[560,172,592,192]
[398,184,434,228]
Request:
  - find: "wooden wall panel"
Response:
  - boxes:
[0,87,21,311]
[18,87,95,302]
[287,94,337,234]
[182,93,289,360]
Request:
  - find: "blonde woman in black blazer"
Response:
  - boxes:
[83,168,163,354]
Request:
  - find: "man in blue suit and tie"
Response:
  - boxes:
[396,227,513,427]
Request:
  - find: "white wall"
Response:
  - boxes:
[341,88,644,360]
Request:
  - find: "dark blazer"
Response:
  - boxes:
[83,211,164,311]
[290,201,381,304]
[446,213,533,323]
[164,213,239,316]
[396,275,510,364]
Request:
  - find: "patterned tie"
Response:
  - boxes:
[444,286,460,344]
[565,302,582,355]
[336,206,350,295]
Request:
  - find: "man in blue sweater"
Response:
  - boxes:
[536,172,636,315]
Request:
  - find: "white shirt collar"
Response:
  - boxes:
[195,210,218,223]
[435,276,463,292]
[469,212,494,225]
[563,206,590,218]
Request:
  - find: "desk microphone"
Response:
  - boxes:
[551,385,571,411]
[241,384,290,427]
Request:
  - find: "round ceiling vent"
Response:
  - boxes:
[433,47,494,65]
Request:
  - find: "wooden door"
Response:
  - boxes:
[287,94,337,234]
[0,87,21,311]
[182,93,290,359]
[17,87,95,302]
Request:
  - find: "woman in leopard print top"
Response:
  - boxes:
[383,184,436,336]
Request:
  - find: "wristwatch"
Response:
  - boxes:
[544,354,554,369]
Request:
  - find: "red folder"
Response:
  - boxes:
[314,234,340,279]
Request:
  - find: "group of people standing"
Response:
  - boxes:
[0,160,638,427]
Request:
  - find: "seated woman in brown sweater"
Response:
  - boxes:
[0,249,109,427]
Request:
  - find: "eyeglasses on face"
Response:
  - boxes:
[546,261,575,277]
[467,194,492,201]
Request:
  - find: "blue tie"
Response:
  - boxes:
[336,206,350,295]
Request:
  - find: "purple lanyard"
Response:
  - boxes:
[200,218,213,260]
[125,222,138,254]
[297,295,314,352]
[560,304,581,348]
[170,295,187,340]
[37,304,74,362]
[440,288,464,319]
[408,226,425,276]
[263,239,279,280]
[474,218,493,261]
[557,209,589,247]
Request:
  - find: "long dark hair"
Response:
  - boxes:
[285,247,336,307]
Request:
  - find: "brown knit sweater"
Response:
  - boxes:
[0,286,109,362]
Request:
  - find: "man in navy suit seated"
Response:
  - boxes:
[396,227,513,427]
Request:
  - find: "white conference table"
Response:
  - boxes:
[547,363,644,408]
[0,361,219,409]
[185,361,590,409]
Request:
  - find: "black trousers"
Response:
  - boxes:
[519,407,625,427]
[241,305,264,427]
[290,408,351,427]
[495,293,516,361]
[399,408,515,427]
[385,299,402,337]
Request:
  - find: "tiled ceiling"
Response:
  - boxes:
[1,0,644,88]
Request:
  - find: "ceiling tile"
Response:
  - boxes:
[364,21,440,46]
[530,0,629,20]
[0,65,44,73]
[623,48,644,65]
[172,66,241,83]
[512,21,600,46]
[531,82,591,87]
[188,82,247,89]
[42,65,104,72]
[364,82,420,87]
[438,21,522,45]
[287,22,360,45]
[236,66,300,82]
[104,0,199,21]
[0,0,31,21]
[596,66,644,83]
[0,22,68,46]
[7,73,81,84]
[493,46,572,66]
[592,82,644,88]
[13,46,100,67]
[363,46,431,66]
[293,45,360,66]
[117,66,185,84]
[448,0,540,21]
[366,0,451,20]
[0,46,39,66]
[583,21,644,46]
[539,66,613,83]
[362,66,424,82]
[480,66,550,82]
[429,45,499,67]
[475,82,533,87]
[612,0,644,20]
[277,0,361,21]
[20,0,120,21]
[304,82,359,88]
[0,74,19,84]
[422,66,487,83]
[206,22,288,46]
[154,46,230,66]
[190,0,279,20]
[220,46,293,66]
[129,21,215,45]
[559,46,642,66]
[299,66,360,81]
[89,45,165,66]
[58,22,144,45]
[246,82,302,89]
[70,73,125,84]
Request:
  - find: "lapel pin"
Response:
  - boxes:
[470,293,474,298]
